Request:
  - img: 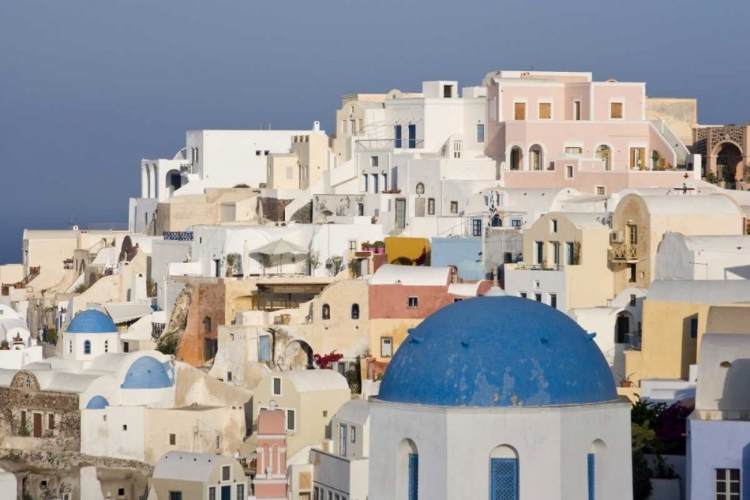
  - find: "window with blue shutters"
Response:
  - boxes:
[588,453,595,500]
[490,458,518,500]
[408,453,418,500]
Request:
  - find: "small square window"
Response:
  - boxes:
[256,150,262,156]
[408,296,418,308]
[122,425,127,431]
[535,293,542,302]
[610,102,623,119]
[264,150,270,156]
[169,434,176,445]
[511,219,521,228]
[549,293,557,309]
[453,298,463,303]
[118,488,125,496]
[551,219,558,233]
[629,294,636,307]
[596,186,606,196]
[370,156,379,167]
[348,240,357,252]
[519,292,527,299]
[450,201,458,214]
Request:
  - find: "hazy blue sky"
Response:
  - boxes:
[1,0,748,264]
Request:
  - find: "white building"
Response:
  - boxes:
[61,309,122,363]
[369,296,632,500]
[0,304,43,369]
[655,233,750,281]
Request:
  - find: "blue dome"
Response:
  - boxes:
[86,396,109,409]
[67,310,117,334]
[121,356,173,389]
[379,297,617,408]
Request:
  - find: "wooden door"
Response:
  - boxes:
[33,413,42,438]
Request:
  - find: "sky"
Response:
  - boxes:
[1,0,749,264]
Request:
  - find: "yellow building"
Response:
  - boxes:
[155,188,260,234]
[610,193,743,296]
[504,212,613,312]
[384,236,430,266]
[268,132,331,190]
[624,280,750,386]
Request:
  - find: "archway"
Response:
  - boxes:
[283,340,314,370]
[165,169,183,197]
[396,438,419,500]
[615,311,634,345]
[529,144,544,171]
[392,256,413,266]
[715,142,744,182]
[490,445,519,497]
[509,146,523,170]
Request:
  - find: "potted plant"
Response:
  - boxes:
[620,372,636,388]
[361,241,372,251]
[373,241,386,255]
[651,150,663,170]
[0,340,8,351]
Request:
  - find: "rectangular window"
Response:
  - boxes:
[408,296,419,308]
[573,100,581,120]
[357,203,364,216]
[715,468,740,500]
[549,293,557,309]
[630,147,645,169]
[408,124,416,149]
[396,199,406,229]
[535,241,544,265]
[519,292,527,298]
[381,337,393,357]
[339,424,347,456]
[476,124,485,143]
[627,224,638,245]
[490,458,518,500]
[209,486,216,500]
[453,140,462,159]
[629,264,637,283]
[538,102,551,119]
[236,484,244,500]
[588,453,595,500]
[314,487,320,500]
[169,493,182,500]
[566,242,575,265]
[123,425,127,431]
[550,219,558,233]
[504,252,513,264]
[222,465,231,481]
[427,198,435,215]
[408,453,418,500]
[565,147,583,154]
[610,102,623,119]
[372,174,379,194]
[629,294,637,307]
[535,293,542,302]
[551,242,560,266]
[48,414,55,430]
[272,377,282,396]
[690,318,698,339]
[169,433,176,445]
[118,488,125,497]
[382,173,388,191]
[370,156,379,167]
[596,186,606,196]
[286,410,297,431]
[350,119,357,135]
[566,165,574,179]
[362,174,369,193]
[394,125,402,148]
[351,425,356,443]
[472,219,482,237]
[514,102,526,120]
[511,219,521,228]
[450,201,458,214]
[259,336,271,361]
[348,240,357,252]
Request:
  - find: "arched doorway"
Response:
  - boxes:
[596,145,612,171]
[166,169,183,197]
[283,340,314,370]
[529,144,544,171]
[715,142,744,182]
[509,147,523,171]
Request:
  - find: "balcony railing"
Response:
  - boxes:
[151,322,166,341]
[180,163,193,174]
[609,244,638,263]
[164,231,194,241]
[355,139,424,151]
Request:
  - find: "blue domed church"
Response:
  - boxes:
[368,296,633,500]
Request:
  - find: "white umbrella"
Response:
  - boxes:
[250,238,308,275]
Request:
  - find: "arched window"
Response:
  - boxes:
[398,438,419,500]
[415,182,425,195]
[351,304,360,320]
[596,145,612,171]
[490,445,519,499]
[322,304,330,320]
[510,147,523,170]
[83,340,91,355]
[589,440,607,500]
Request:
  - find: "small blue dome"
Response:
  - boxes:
[379,297,617,408]
[86,396,109,409]
[67,310,117,334]
[121,356,173,389]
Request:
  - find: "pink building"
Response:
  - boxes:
[484,71,699,195]
[253,409,287,499]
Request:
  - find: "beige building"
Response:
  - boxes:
[149,451,248,500]
[268,132,331,190]
[504,212,614,312]
[645,97,698,147]
[155,188,260,234]
[624,280,750,386]
[251,370,351,459]
[610,194,744,295]
[22,230,126,277]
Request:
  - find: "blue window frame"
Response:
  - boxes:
[83,340,91,355]
[490,458,518,500]
[408,453,418,500]
[477,124,485,143]
[394,125,402,149]
[472,219,483,237]
[588,453,595,500]
[408,124,416,149]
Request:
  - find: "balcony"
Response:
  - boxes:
[355,139,424,151]
[163,231,194,241]
[609,244,638,263]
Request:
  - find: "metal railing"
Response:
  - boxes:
[609,244,638,262]
[151,322,166,341]
[164,231,194,241]
[355,139,424,150]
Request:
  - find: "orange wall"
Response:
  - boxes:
[178,282,226,366]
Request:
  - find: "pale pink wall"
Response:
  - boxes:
[592,83,645,121]
[563,84,591,121]
[500,84,566,121]
[502,121,654,171]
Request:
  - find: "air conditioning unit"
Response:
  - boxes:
[610,231,624,244]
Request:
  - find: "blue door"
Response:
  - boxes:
[490,458,518,500]
[408,453,418,500]
[221,485,231,500]
[258,336,270,361]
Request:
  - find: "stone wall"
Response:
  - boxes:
[258,197,293,222]
[289,201,313,224]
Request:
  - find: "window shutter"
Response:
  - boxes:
[491,458,518,500]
